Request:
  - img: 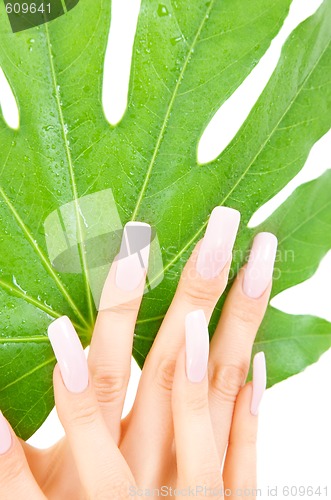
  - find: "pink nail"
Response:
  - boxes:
[196,207,240,279]
[0,412,12,455]
[185,310,209,383]
[243,232,278,299]
[116,222,151,291]
[48,316,88,394]
[250,352,267,416]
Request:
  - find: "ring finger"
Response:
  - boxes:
[209,232,277,462]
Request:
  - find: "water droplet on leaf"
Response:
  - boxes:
[170,35,183,45]
[157,4,169,16]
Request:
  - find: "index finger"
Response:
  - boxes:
[88,222,151,441]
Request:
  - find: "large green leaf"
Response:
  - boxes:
[250,170,331,385]
[0,0,330,438]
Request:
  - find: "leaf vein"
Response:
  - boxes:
[130,0,216,220]
[44,23,95,326]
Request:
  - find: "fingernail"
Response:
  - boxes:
[243,232,278,299]
[116,222,151,291]
[185,310,209,383]
[0,412,12,455]
[250,352,267,416]
[48,316,88,394]
[196,207,240,279]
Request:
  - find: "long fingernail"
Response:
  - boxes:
[48,316,88,394]
[243,232,278,299]
[250,352,267,416]
[196,207,240,279]
[116,222,151,291]
[185,310,209,383]
[0,412,12,455]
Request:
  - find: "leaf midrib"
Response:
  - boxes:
[0,357,55,392]
[130,0,216,220]
[44,23,95,326]
[0,278,60,319]
[0,337,49,344]
[0,185,89,328]
[0,278,86,332]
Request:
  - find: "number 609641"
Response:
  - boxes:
[5,2,51,14]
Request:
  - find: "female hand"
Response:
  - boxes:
[0,206,277,499]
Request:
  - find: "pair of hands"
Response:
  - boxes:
[0,206,277,499]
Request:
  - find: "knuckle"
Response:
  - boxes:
[211,364,247,403]
[67,396,100,427]
[154,358,176,393]
[231,298,263,328]
[179,274,223,309]
[90,477,132,499]
[108,300,140,318]
[1,460,24,483]
[0,451,25,484]
[192,467,223,492]
[229,432,257,449]
[243,430,257,447]
[93,367,129,405]
[185,393,209,415]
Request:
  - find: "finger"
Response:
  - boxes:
[0,412,45,499]
[209,233,277,461]
[149,207,240,360]
[88,222,150,441]
[223,353,266,499]
[172,310,221,491]
[121,207,240,483]
[48,317,134,499]
[20,439,83,499]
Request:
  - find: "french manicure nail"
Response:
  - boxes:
[196,207,240,279]
[243,232,278,299]
[185,310,209,383]
[116,222,151,291]
[250,352,267,416]
[0,412,12,455]
[48,316,88,394]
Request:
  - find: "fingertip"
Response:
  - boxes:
[185,310,209,383]
[243,232,278,299]
[115,222,151,293]
[48,316,88,394]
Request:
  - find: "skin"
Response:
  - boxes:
[0,236,271,499]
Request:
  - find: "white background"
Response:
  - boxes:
[1,0,331,497]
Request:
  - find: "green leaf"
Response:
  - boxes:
[252,307,331,387]
[261,170,331,298]
[251,170,331,386]
[0,0,330,438]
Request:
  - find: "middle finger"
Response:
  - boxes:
[121,206,240,486]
